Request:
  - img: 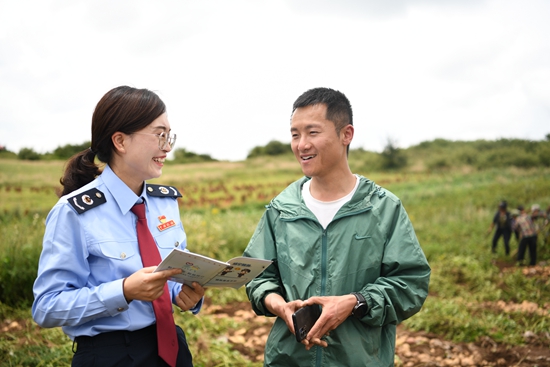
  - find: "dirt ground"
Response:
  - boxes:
[3,265,548,366]
[3,305,549,367]
[205,264,550,367]
[206,299,550,367]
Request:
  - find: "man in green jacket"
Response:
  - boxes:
[243,87,431,366]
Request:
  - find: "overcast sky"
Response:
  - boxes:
[1,0,549,161]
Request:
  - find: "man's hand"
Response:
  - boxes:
[176,282,206,311]
[123,266,182,302]
[264,293,304,334]
[300,295,357,350]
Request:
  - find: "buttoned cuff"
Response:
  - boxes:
[189,297,204,315]
[101,278,130,316]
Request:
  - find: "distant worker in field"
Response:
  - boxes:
[530,204,549,248]
[487,200,512,255]
[510,208,521,245]
[32,86,205,367]
[513,205,538,266]
[544,205,550,246]
[243,87,431,366]
[530,204,546,235]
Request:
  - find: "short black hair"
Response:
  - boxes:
[292,87,353,134]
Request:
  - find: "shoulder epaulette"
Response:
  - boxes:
[67,188,107,214]
[146,184,182,198]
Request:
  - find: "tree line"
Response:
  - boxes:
[1,134,550,170]
[0,142,217,164]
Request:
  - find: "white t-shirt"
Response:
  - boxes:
[302,175,360,229]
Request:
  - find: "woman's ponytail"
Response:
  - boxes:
[59,148,101,197]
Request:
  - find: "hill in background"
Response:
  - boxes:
[1,136,550,172]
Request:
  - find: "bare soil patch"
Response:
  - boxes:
[204,301,550,366]
[2,297,549,366]
[4,264,549,366]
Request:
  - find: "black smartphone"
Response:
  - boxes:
[292,304,321,343]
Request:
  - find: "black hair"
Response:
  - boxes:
[292,87,353,134]
[59,86,166,196]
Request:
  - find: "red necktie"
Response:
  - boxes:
[131,202,178,367]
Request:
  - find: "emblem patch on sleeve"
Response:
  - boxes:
[67,188,107,214]
[146,184,182,198]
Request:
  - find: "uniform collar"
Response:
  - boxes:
[101,165,145,215]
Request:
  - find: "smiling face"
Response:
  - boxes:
[111,112,173,194]
[290,104,353,180]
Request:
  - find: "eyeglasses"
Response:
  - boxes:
[133,131,177,150]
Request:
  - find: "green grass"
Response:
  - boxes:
[1,157,549,366]
[0,212,46,308]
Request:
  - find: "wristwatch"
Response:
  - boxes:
[351,292,368,319]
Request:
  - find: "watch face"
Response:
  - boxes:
[353,303,368,319]
[351,292,367,318]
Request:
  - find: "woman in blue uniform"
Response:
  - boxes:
[32,86,205,367]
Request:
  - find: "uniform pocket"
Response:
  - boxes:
[88,241,140,283]
[96,241,137,261]
[153,224,187,259]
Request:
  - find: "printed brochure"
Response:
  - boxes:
[155,248,272,288]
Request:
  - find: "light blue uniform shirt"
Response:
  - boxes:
[32,165,201,339]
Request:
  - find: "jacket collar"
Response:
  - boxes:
[271,175,377,220]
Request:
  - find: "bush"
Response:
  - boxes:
[17,147,41,161]
[427,156,451,170]
[349,148,384,173]
[247,140,291,159]
[458,148,478,165]
[380,138,407,170]
[264,140,291,156]
[476,148,539,169]
[171,148,217,164]
[52,141,90,159]
[538,145,550,167]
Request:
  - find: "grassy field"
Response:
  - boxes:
[1,156,549,366]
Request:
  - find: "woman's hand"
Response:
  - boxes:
[176,282,206,311]
[123,266,182,302]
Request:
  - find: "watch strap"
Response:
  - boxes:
[351,292,368,319]
[352,292,366,304]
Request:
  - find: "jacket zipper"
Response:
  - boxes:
[321,229,328,296]
[315,229,328,367]
[316,205,372,367]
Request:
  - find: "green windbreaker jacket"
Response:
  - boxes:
[244,176,431,367]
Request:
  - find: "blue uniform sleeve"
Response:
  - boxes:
[189,298,204,314]
[32,203,129,328]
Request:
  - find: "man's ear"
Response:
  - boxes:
[111,132,127,154]
[341,124,354,146]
